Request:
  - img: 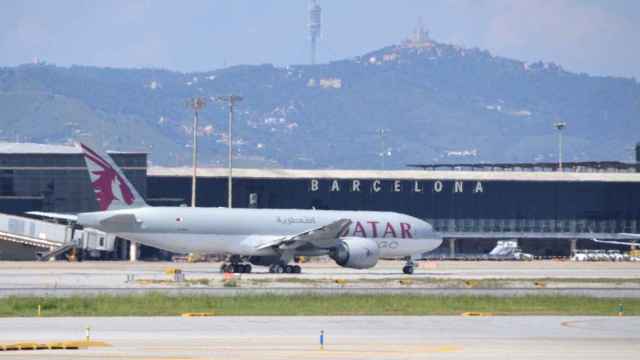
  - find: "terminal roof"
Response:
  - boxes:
[0,142,146,154]
[407,161,640,172]
[0,142,80,154]
[149,167,640,183]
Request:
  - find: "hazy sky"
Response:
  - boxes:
[1,0,639,78]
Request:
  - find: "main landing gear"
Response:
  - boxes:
[402,257,416,275]
[220,263,252,274]
[268,264,302,274]
[220,255,252,274]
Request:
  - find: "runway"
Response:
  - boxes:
[1,259,640,284]
[2,261,639,358]
[0,260,639,297]
[1,316,639,359]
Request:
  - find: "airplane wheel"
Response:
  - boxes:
[220,264,227,273]
[284,265,294,274]
[293,265,301,274]
[273,264,284,274]
[402,266,414,275]
[243,264,252,274]
[223,264,235,273]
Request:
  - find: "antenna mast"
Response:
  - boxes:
[308,0,322,65]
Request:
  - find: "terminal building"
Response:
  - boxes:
[0,143,146,214]
[1,141,640,259]
[0,143,146,259]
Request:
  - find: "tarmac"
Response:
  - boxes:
[1,261,639,359]
[1,316,639,359]
[1,259,640,283]
[0,261,640,289]
[1,260,639,297]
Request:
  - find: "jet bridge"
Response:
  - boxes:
[0,213,115,260]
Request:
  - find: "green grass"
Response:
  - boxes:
[249,278,326,285]
[0,294,637,317]
[247,277,640,288]
[528,278,640,284]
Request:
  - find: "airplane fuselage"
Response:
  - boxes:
[77,207,441,257]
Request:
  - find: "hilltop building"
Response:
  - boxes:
[404,18,433,48]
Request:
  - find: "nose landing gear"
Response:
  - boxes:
[402,265,414,275]
[402,257,416,275]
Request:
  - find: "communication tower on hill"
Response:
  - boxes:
[308,0,322,64]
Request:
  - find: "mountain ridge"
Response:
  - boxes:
[1,39,638,168]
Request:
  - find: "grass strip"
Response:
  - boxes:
[0,294,638,317]
[251,277,640,285]
[247,277,640,289]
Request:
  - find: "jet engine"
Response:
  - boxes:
[330,237,380,269]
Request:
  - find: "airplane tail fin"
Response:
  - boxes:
[76,141,148,211]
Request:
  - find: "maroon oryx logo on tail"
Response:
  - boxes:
[81,144,135,210]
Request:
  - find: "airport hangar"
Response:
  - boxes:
[1,141,640,260]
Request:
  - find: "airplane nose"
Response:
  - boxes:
[419,218,434,237]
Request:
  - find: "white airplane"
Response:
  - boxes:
[31,142,442,274]
[591,234,640,247]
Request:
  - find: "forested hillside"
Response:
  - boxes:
[1,38,638,168]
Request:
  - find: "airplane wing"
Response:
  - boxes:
[97,213,140,232]
[620,233,640,238]
[99,213,138,226]
[592,238,639,246]
[26,211,78,222]
[256,218,352,251]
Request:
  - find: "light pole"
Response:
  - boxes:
[187,97,206,207]
[554,121,567,172]
[214,95,243,208]
[377,128,390,170]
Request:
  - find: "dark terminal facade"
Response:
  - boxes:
[148,163,640,256]
[2,142,640,258]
